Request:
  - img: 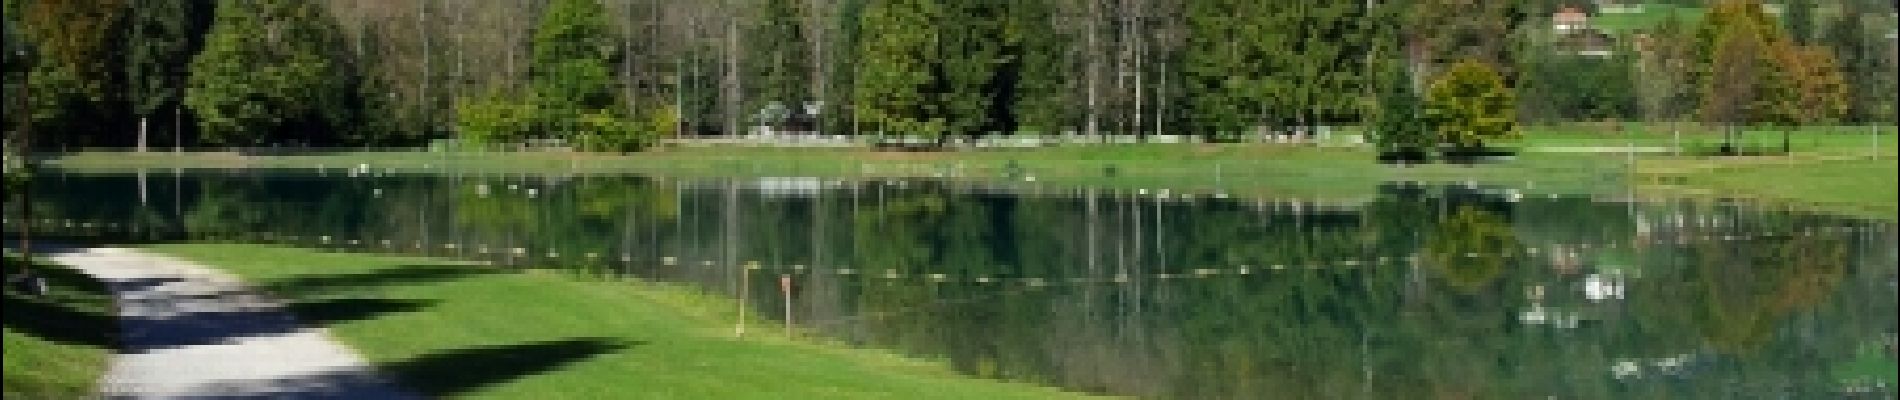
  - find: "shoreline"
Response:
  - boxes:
[38,143,1896,220]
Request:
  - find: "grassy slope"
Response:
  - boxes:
[146,244,1102,400]
[3,254,115,399]
[1517,125,1888,150]
[1592,4,1706,33]
[1638,155,1899,219]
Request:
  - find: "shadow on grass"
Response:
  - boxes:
[122,297,434,353]
[260,264,496,298]
[2,255,117,349]
[381,338,638,397]
[193,337,637,398]
[286,298,434,324]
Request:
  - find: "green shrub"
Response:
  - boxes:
[455,93,539,147]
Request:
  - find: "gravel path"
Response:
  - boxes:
[46,247,420,400]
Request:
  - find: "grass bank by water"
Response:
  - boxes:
[146,243,1102,399]
[46,128,1897,219]
[46,144,1632,200]
[1636,155,1899,220]
[3,253,115,399]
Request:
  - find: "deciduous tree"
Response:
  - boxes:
[186,0,358,146]
[19,0,130,146]
[125,0,211,151]
[1762,44,1849,152]
[1424,59,1517,150]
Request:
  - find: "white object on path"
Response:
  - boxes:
[47,247,419,400]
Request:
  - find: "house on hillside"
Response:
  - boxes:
[1554,6,1591,34]
[1552,6,1616,57]
[1597,0,1644,14]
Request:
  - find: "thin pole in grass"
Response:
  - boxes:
[780,273,792,337]
[735,260,755,337]
[1620,120,1633,167]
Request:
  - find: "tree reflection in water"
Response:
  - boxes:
[17,172,1897,399]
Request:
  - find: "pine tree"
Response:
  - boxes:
[1372,65,1429,160]
[525,0,658,151]
[531,0,623,127]
[851,0,942,138]
[747,0,812,131]
[1181,0,1269,140]
[1004,0,1071,135]
[934,0,1009,139]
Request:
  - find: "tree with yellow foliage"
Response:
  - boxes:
[1696,0,1851,154]
[1424,59,1518,152]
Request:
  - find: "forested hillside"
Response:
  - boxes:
[3,0,1894,149]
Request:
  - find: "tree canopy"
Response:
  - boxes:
[2,0,1890,150]
[185,0,360,146]
[1693,0,1852,153]
[1425,60,1518,150]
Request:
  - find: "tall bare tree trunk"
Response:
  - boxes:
[1085,0,1101,141]
[630,0,646,115]
[173,106,182,152]
[138,117,149,152]
[723,17,741,137]
[1156,62,1165,138]
[504,1,517,89]
[1130,0,1144,141]
[684,10,701,138]
[455,2,465,116]
[807,0,826,135]
[418,0,431,136]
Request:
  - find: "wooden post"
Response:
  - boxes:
[736,261,754,337]
[1672,121,1680,157]
[779,273,792,337]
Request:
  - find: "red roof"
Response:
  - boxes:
[1554,6,1589,24]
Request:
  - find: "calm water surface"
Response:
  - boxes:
[19,170,1899,398]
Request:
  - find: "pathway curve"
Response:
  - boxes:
[46,246,419,400]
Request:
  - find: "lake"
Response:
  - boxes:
[16,169,1897,398]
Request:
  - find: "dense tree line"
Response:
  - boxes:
[3,0,1895,150]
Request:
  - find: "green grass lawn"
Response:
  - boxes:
[43,142,1629,196]
[1592,3,1705,33]
[3,253,116,399]
[1637,155,1900,219]
[146,244,1104,399]
[1517,124,1889,154]
[1835,344,1900,389]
